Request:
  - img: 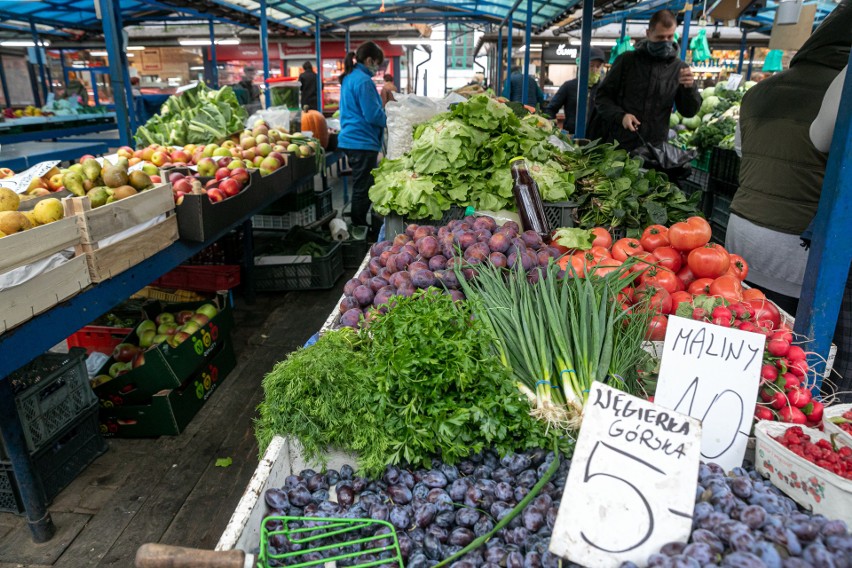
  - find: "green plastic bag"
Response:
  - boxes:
[763,50,784,72]
[689,29,712,62]
[609,36,635,64]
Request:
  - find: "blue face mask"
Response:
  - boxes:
[647,40,677,59]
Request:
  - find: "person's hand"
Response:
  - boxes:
[622,113,641,132]
[679,67,695,88]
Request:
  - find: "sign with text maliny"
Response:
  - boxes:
[550,382,702,567]
[654,316,765,472]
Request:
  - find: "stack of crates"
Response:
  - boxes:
[0,348,106,514]
[252,180,317,231]
[707,147,741,244]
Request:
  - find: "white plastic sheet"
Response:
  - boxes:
[246,107,291,132]
[385,93,467,160]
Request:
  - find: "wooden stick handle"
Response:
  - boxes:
[134,543,248,568]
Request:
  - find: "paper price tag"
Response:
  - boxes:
[727,73,743,91]
[1,161,60,194]
[550,382,702,568]
[654,316,765,471]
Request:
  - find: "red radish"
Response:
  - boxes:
[744,299,782,330]
[767,338,791,357]
[787,345,806,361]
[761,364,778,383]
[773,330,793,343]
[754,406,774,421]
[779,405,807,424]
[775,358,789,373]
[805,400,824,422]
[760,388,774,403]
[712,316,732,328]
[782,373,801,390]
[693,307,708,321]
[787,387,812,408]
[771,392,788,410]
[712,306,732,320]
[738,321,757,333]
[789,359,808,378]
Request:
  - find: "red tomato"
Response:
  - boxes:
[590,246,613,262]
[640,225,670,252]
[709,275,743,303]
[670,291,694,312]
[590,227,613,249]
[652,246,682,273]
[558,253,588,277]
[742,288,766,301]
[743,298,782,330]
[727,254,749,281]
[630,251,656,278]
[668,217,712,251]
[688,243,731,278]
[645,315,668,341]
[619,286,635,304]
[643,267,679,294]
[591,258,624,277]
[635,284,673,315]
[611,238,644,261]
[688,278,714,296]
[677,264,697,287]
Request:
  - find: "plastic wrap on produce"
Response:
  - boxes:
[246,107,291,132]
[0,250,72,291]
[385,93,467,159]
[98,214,167,249]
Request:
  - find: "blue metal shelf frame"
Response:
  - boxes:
[0,173,313,541]
[0,119,117,145]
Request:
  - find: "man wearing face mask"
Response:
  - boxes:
[588,10,701,152]
[545,47,606,136]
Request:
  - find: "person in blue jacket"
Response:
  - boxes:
[338,41,387,233]
[501,66,546,108]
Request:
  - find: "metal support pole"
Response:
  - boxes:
[209,19,219,88]
[746,46,756,80]
[521,0,532,106]
[260,0,271,108]
[794,61,852,393]
[737,29,747,74]
[496,25,504,92]
[315,15,323,112]
[30,19,47,106]
[90,70,100,107]
[345,27,351,53]
[620,18,627,41]
[0,54,10,107]
[680,2,693,60]
[111,4,138,135]
[444,18,449,95]
[0,379,55,543]
[575,0,593,139]
[505,11,513,97]
[98,0,131,145]
[60,49,70,87]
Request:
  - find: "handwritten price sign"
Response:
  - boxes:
[550,382,701,567]
[654,316,765,471]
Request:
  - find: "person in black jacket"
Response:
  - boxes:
[502,67,546,108]
[545,47,606,135]
[299,62,320,110]
[588,10,701,151]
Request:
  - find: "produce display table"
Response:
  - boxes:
[0,114,117,145]
[0,140,110,169]
[0,172,315,538]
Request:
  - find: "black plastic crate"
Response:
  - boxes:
[254,242,344,291]
[710,192,733,234]
[342,226,369,269]
[710,220,727,246]
[315,189,333,220]
[709,147,741,185]
[260,182,315,216]
[687,167,710,190]
[2,348,98,460]
[709,177,738,200]
[0,403,107,514]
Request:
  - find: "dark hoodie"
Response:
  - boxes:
[588,39,701,151]
[731,0,851,235]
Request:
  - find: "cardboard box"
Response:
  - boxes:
[92,294,234,406]
[98,339,236,437]
[175,166,292,242]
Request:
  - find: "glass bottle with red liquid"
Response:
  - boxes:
[510,157,550,243]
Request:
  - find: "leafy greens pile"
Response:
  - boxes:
[134,82,246,147]
[255,292,551,477]
[369,94,575,219]
[555,140,701,232]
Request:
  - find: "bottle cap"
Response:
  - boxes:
[509,156,526,164]
[464,206,475,216]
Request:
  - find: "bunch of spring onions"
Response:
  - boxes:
[457,259,652,431]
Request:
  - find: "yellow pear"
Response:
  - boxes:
[33,198,63,224]
[0,187,19,212]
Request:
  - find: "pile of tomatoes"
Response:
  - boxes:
[774,426,852,480]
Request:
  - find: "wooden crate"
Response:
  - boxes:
[0,216,91,335]
[64,184,178,283]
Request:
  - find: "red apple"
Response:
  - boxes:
[150,175,162,183]
[175,193,186,206]
[113,343,139,363]
[173,178,193,194]
[219,178,241,198]
[207,188,226,203]
[169,172,186,184]
[242,148,257,161]
[268,151,286,165]
[171,150,190,163]
[189,313,210,326]
[215,167,231,181]
[79,154,96,163]
[151,151,168,167]
[216,156,233,168]
[176,310,195,324]
[204,178,220,189]
[229,167,250,185]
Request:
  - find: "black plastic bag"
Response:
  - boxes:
[632,135,696,181]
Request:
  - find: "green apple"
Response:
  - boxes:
[136,319,156,337]
[227,159,245,170]
[138,330,156,348]
[141,163,159,176]
[195,303,218,320]
[202,143,219,157]
[213,147,231,157]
